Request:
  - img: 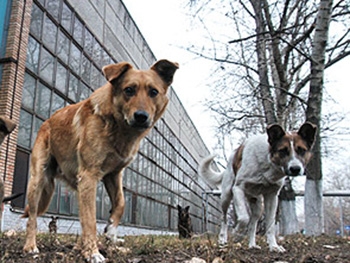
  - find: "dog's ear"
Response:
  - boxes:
[0,116,16,135]
[102,62,133,83]
[185,206,190,212]
[267,124,285,146]
[151,60,179,86]
[298,122,317,149]
[177,204,182,211]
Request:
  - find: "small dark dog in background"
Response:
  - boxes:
[177,205,193,238]
[48,216,58,234]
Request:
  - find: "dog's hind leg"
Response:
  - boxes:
[23,134,56,253]
[218,186,232,246]
[247,196,263,249]
[232,186,250,239]
[103,171,125,243]
[264,192,285,252]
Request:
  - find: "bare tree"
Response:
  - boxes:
[187,0,350,235]
[305,0,333,236]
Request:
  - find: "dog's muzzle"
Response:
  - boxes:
[129,110,151,129]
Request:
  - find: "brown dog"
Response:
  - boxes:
[22,60,178,262]
[0,116,16,221]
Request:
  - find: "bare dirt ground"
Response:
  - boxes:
[1,232,349,262]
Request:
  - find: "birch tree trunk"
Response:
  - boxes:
[305,0,333,236]
[250,0,277,125]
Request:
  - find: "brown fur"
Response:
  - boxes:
[22,60,178,261]
[232,144,244,175]
[0,116,16,220]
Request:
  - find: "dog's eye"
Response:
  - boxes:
[278,148,289,158]
[124,87,136,97]
[149,88,159,98]
[296,147,306,156]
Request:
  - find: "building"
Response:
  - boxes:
[0,0,220,235]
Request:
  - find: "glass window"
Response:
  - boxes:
[101,50,112,67]
[81,54,91,85]
[61,3,72,33]
[39,47,55,85]
[102,190,111,220]
[17,110,32,148]
[84,29,93,57]
[22,73,36,110]
[80,82,91,101]
[26,36,40,73]
[71,192,79,216]
[55,62,67,95]
[57,30,69,64]
[96,182,104,219]
[35,82,51,119]
[59,184,72,215]
[92,39,102,68]
[51,92,65,116]
[91,65,101,89]
[30,4,43,39]
[46,0,60,21]
[73,16,84,47]
[68,73,79,102]
[47,183,59,213]
[42,15,57,52]
[69,42,81,74]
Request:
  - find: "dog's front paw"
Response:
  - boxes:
[249,244,261,250]
[87,252,106,263]
[269,245,286,253]
[23,244,39,254]
[104,223,124,244]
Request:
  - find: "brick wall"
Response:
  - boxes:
[0,0,33,196]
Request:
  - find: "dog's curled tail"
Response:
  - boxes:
[198,155,223,190]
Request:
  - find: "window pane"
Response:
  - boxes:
[59,184,72,215]
[22,73,36,110]
[42,15,57,52]
[81,54,91,85]
[51,92,65,116]
[69,42,81,74]
[84,29,93,57]
[61,3,72,33]
[80,82,91,101]
[32,117,44,148]
[30,4,43,38]
[26,36,40,73]
[91,65,101,89]
[39,47,55,85]
[96,182,103,219]
[73,16,84,47]
[101,50,111,67]
[47,182,59,213]
[55,62,67,94]
[57,30,69,64]
[92,40,102,68]
[35,82,51,118]
[46,0,60,21]
[68,73,79,102]
[18,110,32,148]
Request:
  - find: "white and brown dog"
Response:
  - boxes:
[199,122,317,252]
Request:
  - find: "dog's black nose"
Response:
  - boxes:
[289,166,301,176]
[133,111,149,125]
